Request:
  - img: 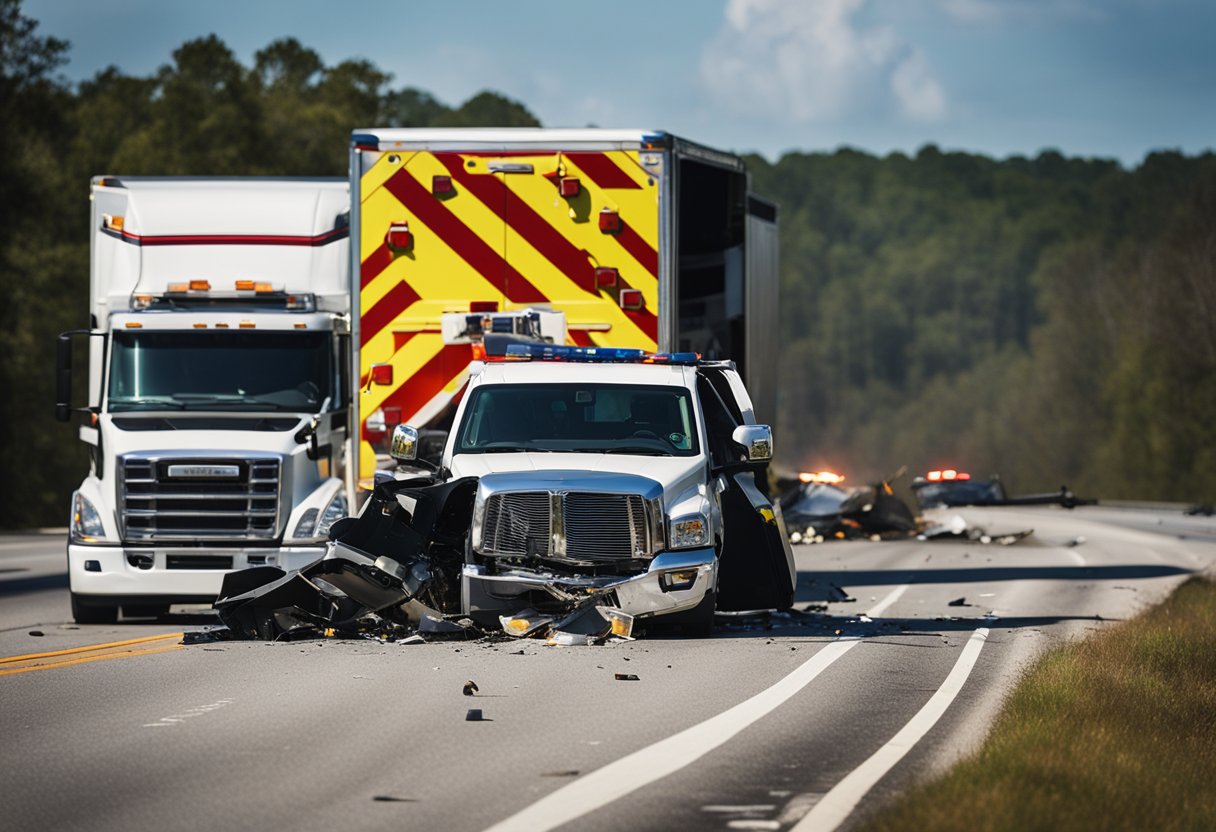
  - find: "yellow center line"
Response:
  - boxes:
[0,632,185,676]
[0,644,184,676]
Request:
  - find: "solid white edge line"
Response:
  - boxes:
[481,584,912,832]
[791,626,991,832]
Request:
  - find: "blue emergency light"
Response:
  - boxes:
[502,343,699,364]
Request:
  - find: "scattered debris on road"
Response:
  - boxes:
[614,673,640,681]
[463,680,479,696]
[918,514,1034,545]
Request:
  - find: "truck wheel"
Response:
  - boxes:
[122,603,170,619]
[71,593,118,625]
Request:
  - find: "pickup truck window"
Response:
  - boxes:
[455,383,700,456]
[108,331,335,412]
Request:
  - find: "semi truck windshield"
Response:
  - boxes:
[108,331,335,412]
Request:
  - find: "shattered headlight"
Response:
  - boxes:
[70,492,105,543]
[668,514,708,549]
[317,494,348,538]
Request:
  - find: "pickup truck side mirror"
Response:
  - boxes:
[389,425,419,462]
[731,424,773,462]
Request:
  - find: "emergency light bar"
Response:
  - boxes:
[925,470,971,482]
[500,343,699,365]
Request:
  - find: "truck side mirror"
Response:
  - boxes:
[389,425,419,462]
[731,424,773,462]
[56,330,105,422]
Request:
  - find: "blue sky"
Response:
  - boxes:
[25,0,1216,166]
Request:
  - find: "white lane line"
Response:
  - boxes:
[791,627,990,832]
[482,584,911,832]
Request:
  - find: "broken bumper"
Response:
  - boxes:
[461,547,717,624]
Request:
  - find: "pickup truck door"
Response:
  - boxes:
[698,367,796,611]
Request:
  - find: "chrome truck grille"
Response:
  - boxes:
[481,491,655,561]
[119,455,282,541]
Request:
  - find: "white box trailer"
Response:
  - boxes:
[56,178,356,623]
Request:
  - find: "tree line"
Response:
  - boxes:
[1,0,1212,527]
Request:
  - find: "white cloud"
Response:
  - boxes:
[701,0,947,124]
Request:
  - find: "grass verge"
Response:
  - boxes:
[858,577,1216,832]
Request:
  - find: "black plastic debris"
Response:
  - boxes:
[614,673,640,681]
[28,630,44,637]
[372,796,417,803]
[463,680,479,696]
[465,709,486,721]
[948,597,969,607]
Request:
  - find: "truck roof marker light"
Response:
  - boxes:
[599,208,621,233]
[189,280,211,291]
[595,267,619,289]
[168,283,188,293]
[469,301,499,313]
[193,322,207,329]
[239,321,256,329]
[124,322,143,329]
[385,223,412,251]
[215,323,229,329]
[293,323,308,329]
[235,279,254,290]
[432,175,454,196]
[255,282,274,293]
[285,294,316,311]
[619,288,644,310]
[370,364,393,386]
[131,294,153,310]
[103,214,125,231]
[559,177,581,198]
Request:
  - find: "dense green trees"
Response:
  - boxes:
[0,0,1211,526]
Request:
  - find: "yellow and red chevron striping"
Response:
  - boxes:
[565,152,643,190]
[382,168,548,304]
[361,280,420,347]
[363,343,470,434]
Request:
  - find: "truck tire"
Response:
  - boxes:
[71,593,118,625]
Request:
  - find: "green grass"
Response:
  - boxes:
[858,578,1216,832]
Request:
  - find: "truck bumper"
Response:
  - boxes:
[461,547,717,624]
[67,543,327,604]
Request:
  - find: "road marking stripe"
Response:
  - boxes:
[0,644,183,676]
[0,632,183,664]
[791,627,991,832]
[482,584,911,832]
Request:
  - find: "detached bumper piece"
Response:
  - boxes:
[215,475,478,640]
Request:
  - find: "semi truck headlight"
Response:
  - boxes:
[317,494,348,538]
[669,514,708,549]
[293,494,349,540]
[70,492,105,542]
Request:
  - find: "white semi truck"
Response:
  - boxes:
[56,178,355,623]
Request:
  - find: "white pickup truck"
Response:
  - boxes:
[399,344,797,633]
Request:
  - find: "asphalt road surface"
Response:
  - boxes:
[3,505,1214,832]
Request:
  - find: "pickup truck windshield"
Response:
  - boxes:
[455,383,700,456]
[108,331,335,412]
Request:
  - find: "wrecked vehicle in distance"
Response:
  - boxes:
[780,470,917,543]
[216,344,796,640]
[911,469,1088,510]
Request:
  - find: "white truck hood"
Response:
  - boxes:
[450,452,710,517]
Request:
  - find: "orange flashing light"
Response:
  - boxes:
[235,279,255,290]
[104,214,125,231]
[239,321,255,329]
[168,283,188,293]
[799,471,845,485]
[215,323,230,329]
[124,322,143,328]
[189,280,211,291]
[471,342,486,361]
[193,323,207,329]
[255,282,273,293]
[293,323,307,329]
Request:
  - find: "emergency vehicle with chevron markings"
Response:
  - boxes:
[350,129,780,489]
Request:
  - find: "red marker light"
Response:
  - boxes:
[559,177,581,198]
[385,223,412,251]
[595,267,619,288]
[370,364,393,386]
[432,175,454,195]
[619,289,644,310]
[469,301,499,313]
[598,208,621,233]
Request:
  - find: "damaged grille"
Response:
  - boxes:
[120,456,281,542]
[482,492,653,561]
